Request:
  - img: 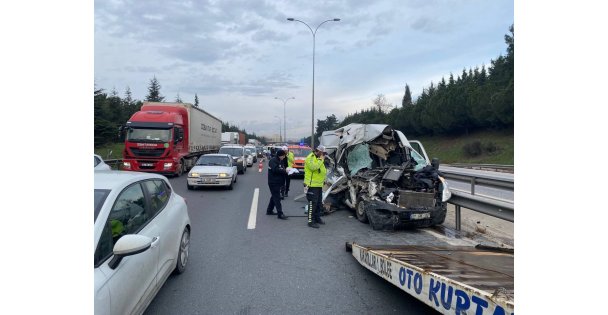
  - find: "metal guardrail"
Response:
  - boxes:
[105,159,123,170]
[440,166,514,230]
[445,163,514,173]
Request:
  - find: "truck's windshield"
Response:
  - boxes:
[127,128,172,142]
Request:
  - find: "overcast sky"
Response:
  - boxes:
[95,0,513,140]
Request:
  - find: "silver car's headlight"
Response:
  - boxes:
[218,173,228,177]
[439,176,452,202]
[189,172,200,178]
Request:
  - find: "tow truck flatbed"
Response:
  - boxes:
[346,243,514,315]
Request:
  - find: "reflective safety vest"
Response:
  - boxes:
[304,152,326,188]
[287,151,295,168]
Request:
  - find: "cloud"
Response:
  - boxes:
[410,16,453,33]
[251,30,290,42]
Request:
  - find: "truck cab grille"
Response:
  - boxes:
[130,148,166,157]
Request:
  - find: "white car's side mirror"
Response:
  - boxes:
[108,234,153,269]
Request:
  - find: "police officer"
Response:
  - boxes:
[266,149,289,220]
[304,145,327,228]
[280,145,294,199]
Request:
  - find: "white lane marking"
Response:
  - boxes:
[422,228,477,246]
[247,188,259,230]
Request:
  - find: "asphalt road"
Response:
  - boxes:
[144,161,466,315]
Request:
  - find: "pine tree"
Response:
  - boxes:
[124,86,133,106]
[175,92,183,103]
[194,93,199,107]
[402,84,412,107]
[145,76,165,102]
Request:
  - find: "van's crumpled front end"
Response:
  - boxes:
[321,124,451,230]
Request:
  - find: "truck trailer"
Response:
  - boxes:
[221,132,239,144]
[121,102,222,176]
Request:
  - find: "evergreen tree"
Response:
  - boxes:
[175,92,183,103]
[145,76,165,102]
[194,93,199,107]
[315,114,340,140]
[123,86,133,105]
[402,84,412,107]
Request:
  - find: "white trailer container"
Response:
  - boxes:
[185,103,222,155]
[221,132,239,144]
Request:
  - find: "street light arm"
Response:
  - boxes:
[288,18,314,36]
[314,19,339,34]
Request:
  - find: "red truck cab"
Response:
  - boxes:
[122,104,188,176]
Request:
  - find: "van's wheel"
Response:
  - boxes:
[356,200,369,223]
[173,227,190,274]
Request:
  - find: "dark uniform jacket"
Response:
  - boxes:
[268,156,287,185]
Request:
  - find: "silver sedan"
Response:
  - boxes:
[187,154,238,190]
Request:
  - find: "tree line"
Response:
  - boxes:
[310,25,514,142]
[94,76,262,146]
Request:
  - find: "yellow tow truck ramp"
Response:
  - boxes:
[346,243,514,315]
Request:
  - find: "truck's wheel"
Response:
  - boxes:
[176,160,185,177]
[356,200,369,223]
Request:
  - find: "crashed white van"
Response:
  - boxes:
[320,124,451,230]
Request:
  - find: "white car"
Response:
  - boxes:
[94,171,191,315]
[187,154,238,190]
[94,154,111,171]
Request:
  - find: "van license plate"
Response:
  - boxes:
[141,163,153,167]
[410,213,430,220]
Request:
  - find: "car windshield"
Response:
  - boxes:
[219,147,243,157]
[196,156,232,166]
[244,148,255,155]
[127,128,172,142]
[290,148,311,157]
[94,189,110,222]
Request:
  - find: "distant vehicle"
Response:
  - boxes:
[218,145,247,174]
[94,171,191,315]
[221,132,239,145]
[244,146,257,164]
[238,132,246,145]
[287,145,311,177]
[187,154,238,190]
[320,123,451,230]
[94,154,112,171]
[121,102,221,177]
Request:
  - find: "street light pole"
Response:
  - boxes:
[287,17,340,149]
[274,96,294,143]
[274,115,282,142]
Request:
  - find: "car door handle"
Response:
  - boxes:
[150,236,160,248]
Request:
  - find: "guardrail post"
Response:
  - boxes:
[455,205,461,231]
[470,178,476,195]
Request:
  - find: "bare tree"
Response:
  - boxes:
[373,94,393,113]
